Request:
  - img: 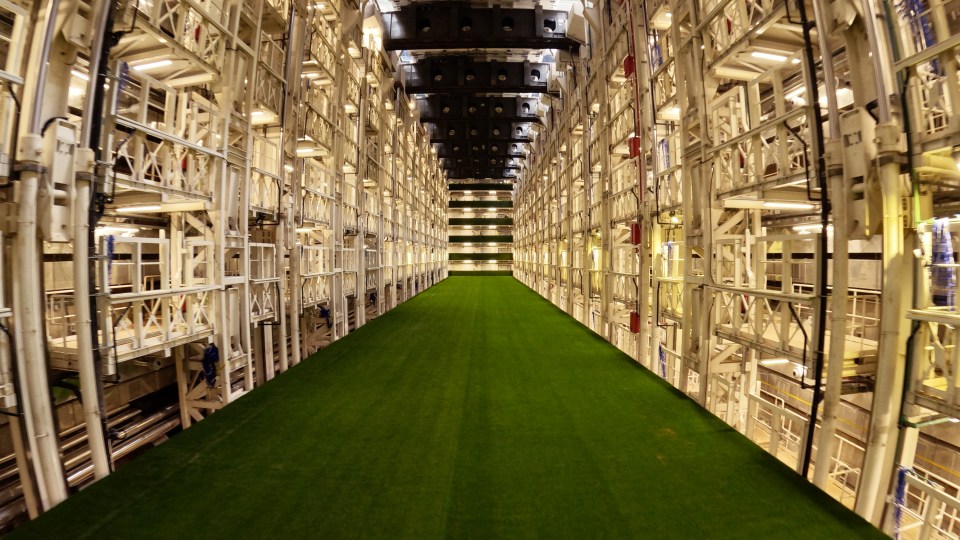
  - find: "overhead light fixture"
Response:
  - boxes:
[750,51,788,62]
[95,225,139,236]
[792,223,833,233]
[116,205,162,213]
[71,70,90,81]
[764,201,814,210]
[132,59,172,72]
[760,358,790,365]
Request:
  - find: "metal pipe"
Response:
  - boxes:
[26,0,61,133]
[12,0,69,511]
[795,0,833,479]
[0,323,39,518]
[72,0,117,478]
[811,0,846,490]
[851,0,907,523]
[274,0,301,374]
[286,6,308,367]
[72,155,110,479]
[66,417,181,486]
[859,0,893,123]
[856,150,909,523]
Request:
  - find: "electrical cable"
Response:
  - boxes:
[796,0,833,479]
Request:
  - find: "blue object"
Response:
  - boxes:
[651,43,663,69]
[893,466,911,539]
[658,138,670,169]
[931,218,955,307]
[897,0,940,73]
[659,344,667,378]
[319,306,332,329]
[106,235,115,281]
[202,343,219,388]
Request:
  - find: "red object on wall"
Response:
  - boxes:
[630,222,642,245]
[628,136,641,158]
[623,55,636,78]
[629,311,641,334]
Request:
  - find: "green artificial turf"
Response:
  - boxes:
[448,235,513,243]
[449,200,513,208]
[13,277,883,539]
[449,253,513,261]
[449,217,513,226]
[449,183,513,191]
[448,271,514,276]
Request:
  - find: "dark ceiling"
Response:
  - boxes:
[381,1,582,182]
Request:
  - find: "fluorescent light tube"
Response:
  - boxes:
[132,60,172,72]
[763,201,814,210]
[116,205,162,213]
[750,51,788,62]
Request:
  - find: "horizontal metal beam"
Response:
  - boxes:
[400,58,554,95]
[383,3,583,51]
[446,168,522,180]
[426,120,536,141]
[415,95,543,123]
[442,160,522,172]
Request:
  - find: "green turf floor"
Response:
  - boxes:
[13,277,884,539]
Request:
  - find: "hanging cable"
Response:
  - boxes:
[795,0,833,479]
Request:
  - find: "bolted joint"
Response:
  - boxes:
[75,148,96,180]
[823,139,844,171]
[15,134,43,163]
[874,123,903,156]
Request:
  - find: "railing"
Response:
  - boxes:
[110,75,222,197]
[745,392,809,473]
[895,471,960,539]
[123,0,228,74]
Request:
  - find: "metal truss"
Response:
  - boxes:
[0,0,447,522]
